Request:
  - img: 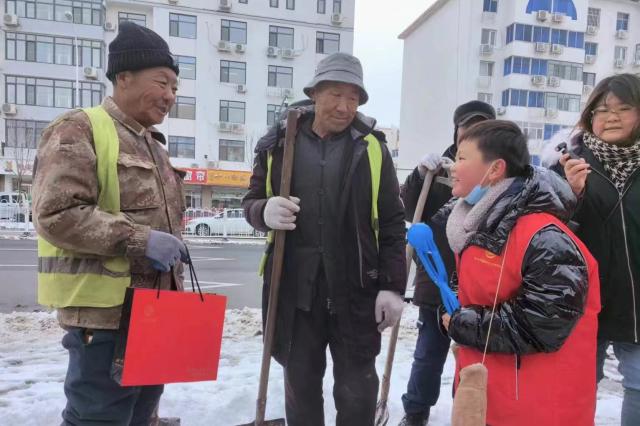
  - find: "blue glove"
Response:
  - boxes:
[145,230,189,272]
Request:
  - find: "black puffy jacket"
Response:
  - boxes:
[436,167,591,354]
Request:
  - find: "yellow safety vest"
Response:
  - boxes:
[37,106,131,308]
[258,133,383,276]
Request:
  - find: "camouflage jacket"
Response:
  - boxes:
[33,97,186,330]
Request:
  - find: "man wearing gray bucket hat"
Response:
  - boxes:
[243,52,407,425]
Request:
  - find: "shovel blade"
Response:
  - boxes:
[374,400,390,426]
[235,419,286,426]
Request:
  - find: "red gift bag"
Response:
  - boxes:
[112,258,226,386]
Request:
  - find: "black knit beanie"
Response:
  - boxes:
[106,22,179,82]
[452,100,496,144]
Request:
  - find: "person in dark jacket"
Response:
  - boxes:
[550,73,640,426]
[439,120,600,426]
[242,53,406,426]
[398,100,495,426]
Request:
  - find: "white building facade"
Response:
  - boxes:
[398,0,640,177]
[0,0,354,209]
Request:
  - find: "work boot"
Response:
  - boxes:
[398,411,429,426]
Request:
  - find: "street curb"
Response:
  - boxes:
[0,233,267,245]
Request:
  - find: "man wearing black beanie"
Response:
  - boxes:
[33,22,184,425]
[398,100,496,426]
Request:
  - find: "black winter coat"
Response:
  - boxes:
[550,134,640,343]
[242,109,407,365]
[401,145,456,308]
[436,167,591,354]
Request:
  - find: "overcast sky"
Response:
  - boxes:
[353,0,437,128]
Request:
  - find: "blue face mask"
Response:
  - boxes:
[463,162,495,206]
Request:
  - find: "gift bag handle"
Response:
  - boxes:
[151,245,204,302]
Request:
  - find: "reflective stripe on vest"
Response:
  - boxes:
[37,106,131,308]
[257,133,383,276]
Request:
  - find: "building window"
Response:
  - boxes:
[502,89,545,108]
[533,26,550,43]
[551,29,567,45]
[316,32,340,54]
[169,13,196,39]
[483,0,498,13]
[220,100,245,124]
[512,57,530,74]
[169,96,196,120]
[510,89,528,107]
[479,61,494,77]
[617,13,629,31]
[636,44,640,62]
[239,0,247,3]
[5,32,102,68]
[615,46,627,62]
[267,104,285,126]
[6,0,104,26]
[585,42,598,56]
[118,12,146,27]
[286,0,294,10]
[221,20,247,44]
[269,26,294,49]
[173,55,196,80]
[583,72,596,87]
[168,136,195,159]
[268,66,293,88]
[317,0,326,13]
[548,61,582,81]
[220,60,246,84]
[587,8,600,27]
[5,119,48,148]
[5,75,103,108]
[270,0,278,7]
[478,93,493,105]
[481,29,497,46]
[333,0,342,13]
[219,139,245,162]
[514,121,544,141]
[545,92,581,112]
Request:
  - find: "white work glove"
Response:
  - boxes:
[417,153,445,177]
[263,196,300,230]
[375,290,405,332]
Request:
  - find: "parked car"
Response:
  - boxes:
[185,208,265,237]
[0,192,29,221]
[181,207,217,231]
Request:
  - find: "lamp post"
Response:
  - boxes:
[64,11,80,108]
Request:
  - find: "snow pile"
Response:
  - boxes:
[0,307,622,425]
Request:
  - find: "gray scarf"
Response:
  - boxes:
[446,178,515,254]
[583,132,640,191]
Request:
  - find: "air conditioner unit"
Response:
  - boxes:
[2,103,17,115]
[217,40,232,52]
[231,123,245,133]
[3,13,19,26]
[531,75,546,86]
[616,30,628,40]
[281,48,295,59]
[103,21,116,31]
[218,0,231,11]
[615,58,625,68]
[545,108,559,118]
[583,85,593,95]
[548,76,561,87]
[551,44,563,55]
[552,13,565,23]
[496,107,506,116]
[282,88,294,98]
[536,10,549,22]
[535,42,548,53]
[83,67,98,79]
[267,46,279,57]
[584,54,596,64]
[236,84,246,94]
[479,44,494,56]
[235,43,246,53]
[331,13,343,25]
[218,121,232,132]
[586,25,598,36]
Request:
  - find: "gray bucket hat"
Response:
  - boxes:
[303,53,369,105]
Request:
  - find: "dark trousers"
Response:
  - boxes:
[61,327,164,426]
[401,306,451,415]
[284,286,379,426]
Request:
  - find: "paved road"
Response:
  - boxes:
[0,238,264,313]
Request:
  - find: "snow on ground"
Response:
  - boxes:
[0,306,622,425]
